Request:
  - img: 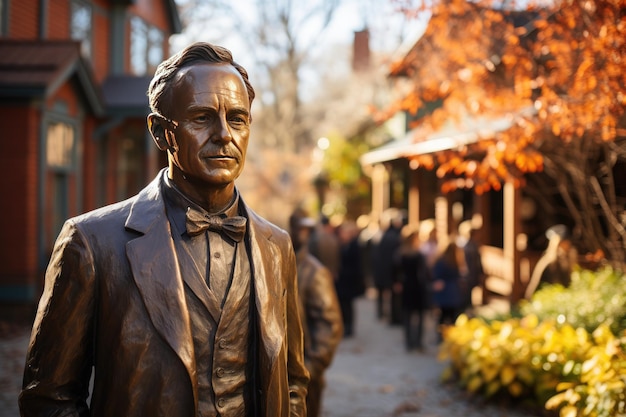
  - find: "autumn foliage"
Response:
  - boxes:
[387,0,626,263]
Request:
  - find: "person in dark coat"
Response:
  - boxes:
[396,228,432,351]
[308,215,341,281]
[336,220,365,337]
[372,210,403,324]
[432,241,464,342]
[459,222,485,309]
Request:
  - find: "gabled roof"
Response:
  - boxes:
[0,40,104,115]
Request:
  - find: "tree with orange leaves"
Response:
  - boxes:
[386,0,626,264]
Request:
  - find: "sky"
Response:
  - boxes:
[170,0,429,61]
[322,0,429,54]
[168,0,430,108]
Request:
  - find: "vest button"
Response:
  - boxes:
[218,338,227,349]
[216,367,225,377]
[217,398,226,408]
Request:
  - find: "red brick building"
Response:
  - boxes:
[0,0,181,316]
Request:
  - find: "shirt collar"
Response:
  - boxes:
[161,171,241,235]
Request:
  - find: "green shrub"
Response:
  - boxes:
[520,266,626,335]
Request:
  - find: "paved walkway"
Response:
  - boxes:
[1,295,539,417]
[321,294,537,417]
[0,321,30,417]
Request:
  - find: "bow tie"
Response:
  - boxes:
[186,208,247,243]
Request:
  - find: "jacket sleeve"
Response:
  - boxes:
[19,220,95,417]
[284,243,310,417]
[303,263,343,379]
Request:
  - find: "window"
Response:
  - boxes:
[131,17,148,75]
[0,0,6,36]
[71,1,92,58]
[116,136,145,200]
[49,172,69,245]
[148,27,164,70]
[46,122,75,169]
[131,16,164,75]
[45,121,76,246]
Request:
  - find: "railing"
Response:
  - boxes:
[477,245,543,312]
[481,245,511,297]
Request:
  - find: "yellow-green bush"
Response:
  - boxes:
[545,326,626,417]
[438,267,626,416]
[439,314,592,405]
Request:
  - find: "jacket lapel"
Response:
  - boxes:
[124,172,198,403]
[244,206,285,364]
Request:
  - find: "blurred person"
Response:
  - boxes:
[419,219,439,268]
[309,214,341,281]
[368,218,385,319]
[372,209,403,324]
[458,221,485,309]
[396,227,432,352]
[356,214,380,294]
[19,42,309,417]
[336,220,366,337]
[289,210,343,417]
[432,241,464,342]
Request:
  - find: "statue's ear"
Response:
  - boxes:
[148,113,179,153]
[147,113,170,151]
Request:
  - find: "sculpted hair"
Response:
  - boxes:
[147,42,256,115]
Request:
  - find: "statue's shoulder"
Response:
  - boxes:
[72,174,162,229]
[69,196,137,230]
[243,204,289,244]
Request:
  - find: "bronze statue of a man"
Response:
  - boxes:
[19,42,309,417]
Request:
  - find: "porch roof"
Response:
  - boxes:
[360,110,531,167]
[101,75,152,117]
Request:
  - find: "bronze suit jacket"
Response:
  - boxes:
[19,171,309,417]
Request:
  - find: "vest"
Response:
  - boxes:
[173,224,254,417]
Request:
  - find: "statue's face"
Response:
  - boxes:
[166,63,250,188]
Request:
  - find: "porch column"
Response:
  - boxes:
[407,169,420,226]
[371,163,389,224]
[435,196,448,249]
[504,180,522,304]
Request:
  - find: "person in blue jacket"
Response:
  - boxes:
[432,241,463,342]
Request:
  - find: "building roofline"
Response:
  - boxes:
[0,40,105,116]
[360,108,535,166]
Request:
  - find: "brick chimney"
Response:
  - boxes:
[352,28,370,72]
